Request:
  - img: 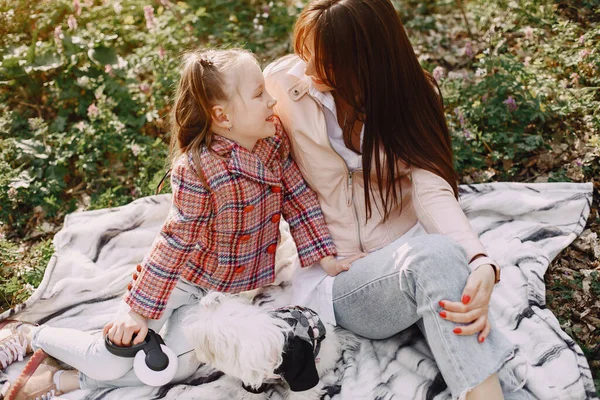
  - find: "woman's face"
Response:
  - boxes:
[302,32,334,93]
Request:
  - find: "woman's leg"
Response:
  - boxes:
[332,234,519,399]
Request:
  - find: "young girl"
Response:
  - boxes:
[1,48,364,399]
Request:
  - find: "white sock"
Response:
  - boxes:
[53,370,65,392]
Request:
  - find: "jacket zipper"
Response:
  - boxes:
[308,94,367,253]
[348,171,366,252]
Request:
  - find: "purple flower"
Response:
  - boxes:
[574,159,583,167]
[504,96,517,112]
[144,5,155,30]
[263,4,270,14]
[482,93,489,103]
[67,15,78,30]
[464,42,474,58]
[523,26,534,40]
[463,129,472,139]
[432,66,445,83]
[87,103,99,119]
[454,108,466,127]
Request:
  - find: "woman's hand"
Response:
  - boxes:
[103,309,148,347]
[439,264,496,343]
[319,253,367,277]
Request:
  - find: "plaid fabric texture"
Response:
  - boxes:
[124,117,336,319]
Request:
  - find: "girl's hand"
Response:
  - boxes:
[319,253,367,277]
[103,309,148,347]
[439,264,496,343]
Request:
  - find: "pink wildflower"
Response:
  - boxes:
[139,83,150,93]
[87,103,99,119]
[523,26,534,40]
[105,64,115,77]
[73,0,81,16]
[158,47,166,60]
[432,66,445,83]
[570,72,580,85]
[464,42,474,58]
[67,15,78,30]
[578,35,585,46]
[580,49,591,59]
[144,6,155,30]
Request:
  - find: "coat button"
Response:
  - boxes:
[271,214,281,223]
[240,234,251,242]
[127,282,133,291]
[271,186,282,193]
[132,273,138,280]
[136,264,142,272]
[267,244,277,254]
[235,266,246,274]
[244,205,255,213]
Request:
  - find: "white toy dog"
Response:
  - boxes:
[183,292,343,399]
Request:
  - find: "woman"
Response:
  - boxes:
[264,0,529,399]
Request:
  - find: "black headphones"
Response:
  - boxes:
[105,329,178,386]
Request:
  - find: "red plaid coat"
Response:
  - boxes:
[124,118,337,319]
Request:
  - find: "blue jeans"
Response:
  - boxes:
[332,234,531,399]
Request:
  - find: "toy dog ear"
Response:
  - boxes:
[277,336,319,392]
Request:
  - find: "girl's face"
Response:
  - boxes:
[226,58,278,146]
[302,32,334,93]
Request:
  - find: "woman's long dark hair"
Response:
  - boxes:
[294,0,458,221]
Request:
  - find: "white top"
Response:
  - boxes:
[287,61,424,325]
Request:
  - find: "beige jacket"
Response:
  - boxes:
[264,55,487,262]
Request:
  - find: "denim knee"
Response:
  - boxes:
[399,234,470,291]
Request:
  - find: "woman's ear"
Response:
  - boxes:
[211,104,232,130]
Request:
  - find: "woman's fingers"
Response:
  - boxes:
[440,308,482,324]
[453,315,487,336]
[478,319,491,343]
[460,274,481,306]
[133,325,148,345]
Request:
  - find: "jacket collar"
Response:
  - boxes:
[209,134,282,185]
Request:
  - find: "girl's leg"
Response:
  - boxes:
[29,277,202,387]
[332,234,523,399]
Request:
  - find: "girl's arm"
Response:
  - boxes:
[123,156,211,320]
[276,120,337,267]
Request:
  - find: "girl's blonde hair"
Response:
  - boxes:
[169,48,256,175]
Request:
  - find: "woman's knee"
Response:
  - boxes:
[399,234,469,281]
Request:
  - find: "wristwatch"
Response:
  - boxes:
[468,256,501,284]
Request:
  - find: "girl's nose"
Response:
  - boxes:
[268,97,277,109]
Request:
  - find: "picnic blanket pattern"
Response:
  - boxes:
[1,182,597,400]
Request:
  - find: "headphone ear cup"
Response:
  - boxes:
[133,344,178,387]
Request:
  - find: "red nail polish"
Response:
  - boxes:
[478,336,485,343]
[453,327,462,334]
[439,311,446,318]
[439,301,445,308]
[462,295,471,305]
